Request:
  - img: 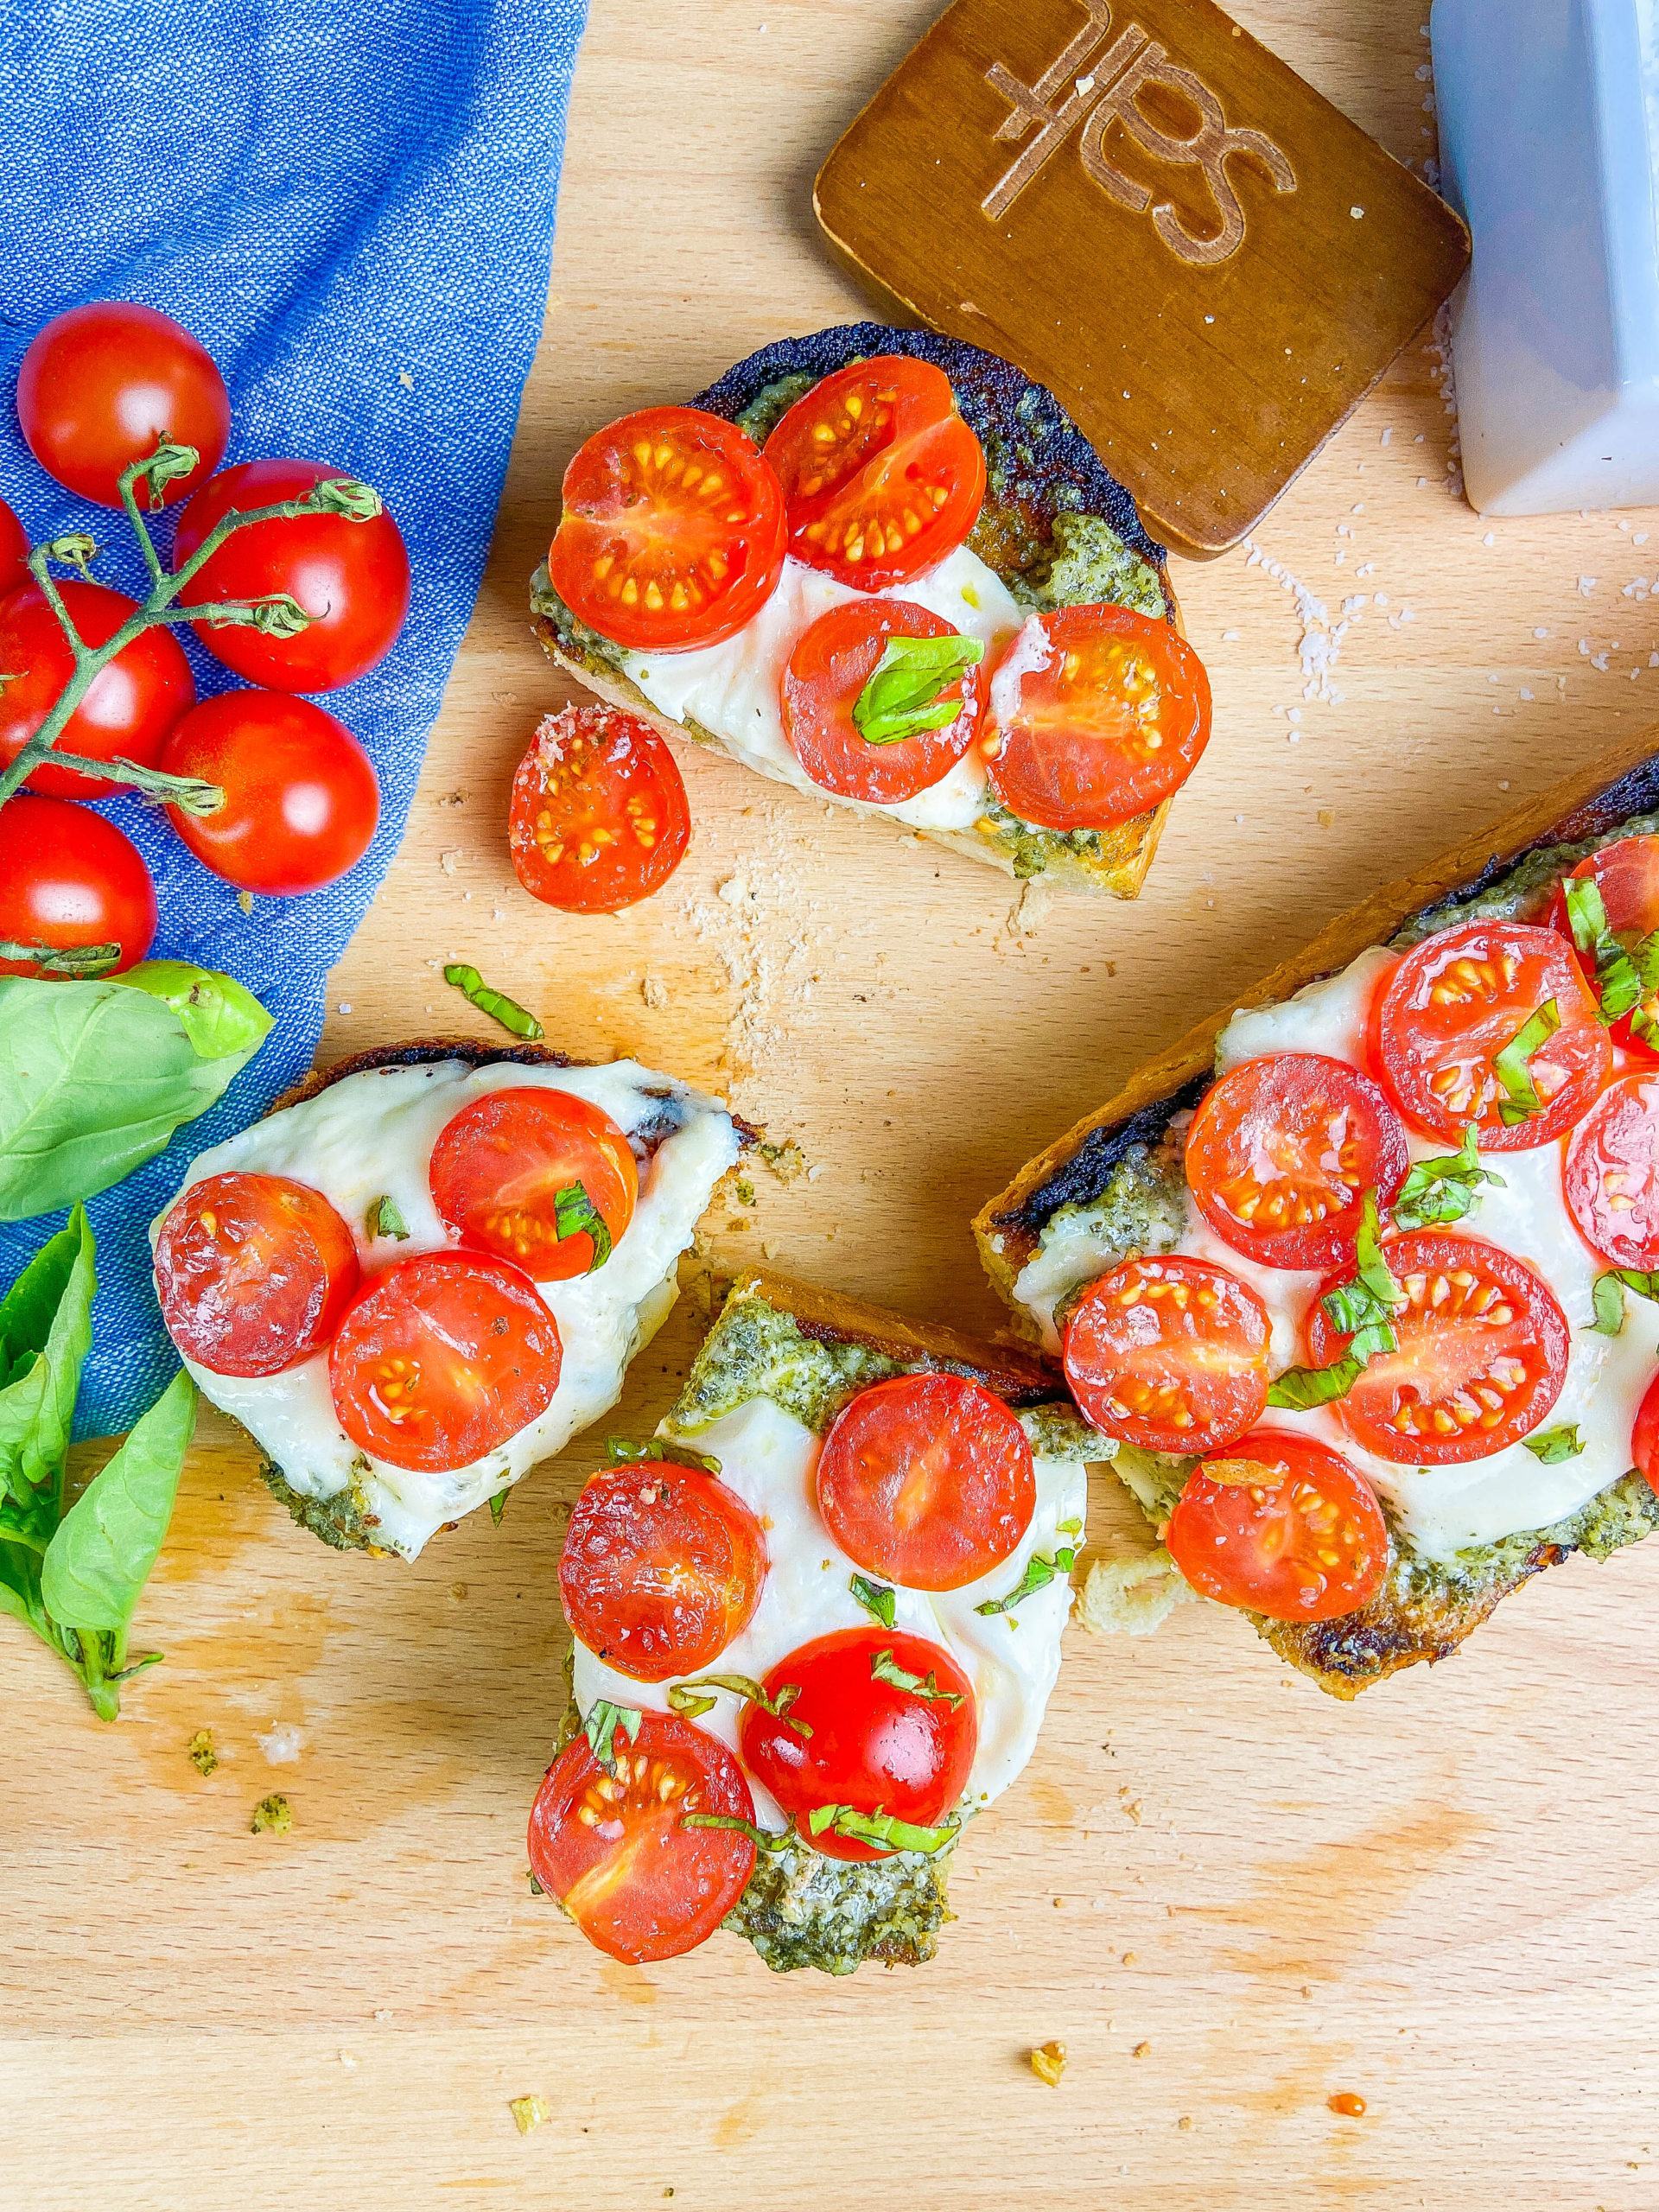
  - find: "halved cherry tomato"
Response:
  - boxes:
[815,1372,1034,1591]
[1564,1072,1659,1268]
[159,691,380,893]
[738,1627,976,1865]
[1063,1255,1271,1453]
[154,1173,361,1378]
[780,598,983,804]
[428,1087,638,1280]
[0,579,194,799]
[1185,1053,1410,1274]
[549,405,785,652]
[984,604,1211,831]
[0,795,156,976]
[763,359,985,590]
[172,459,411,691]
[560,1459,768,1680]
[16,302,231,508]
[1632,1372,1659,1495]
[328,1251,562,1472]
[1306,1230,1569,1465]
[0,499,28,596]
[507,705,690,913]
[1370,919,1611,1150]
[527,1708,757,1963]
[1547,836,1659,1058]
[1166,1429,1388,1622]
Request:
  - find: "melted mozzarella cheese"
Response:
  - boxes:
[155,1059,739,1559]
[619,548,1026,831]
[570,1394,1089,1829]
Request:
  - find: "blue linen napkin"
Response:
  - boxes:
[0,0,588,1434]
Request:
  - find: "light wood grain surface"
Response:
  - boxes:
[8,3,1659,2207]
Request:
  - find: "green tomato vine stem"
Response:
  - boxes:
[0,442,385,816]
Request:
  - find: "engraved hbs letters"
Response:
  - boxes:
[982,0,1295,265]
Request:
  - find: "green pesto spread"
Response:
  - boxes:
[725,1827,957,1974]
[1395,812,1659,946]
[258,1455,381,1554]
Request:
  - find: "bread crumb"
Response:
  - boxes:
[716,874,750,907]
[236,889,254,916]
[757,1137,806,1185]
[1178,2115,1194,2131]
[1007,880,1054,938]
[1029,2041,1066,2087]
[641,974,671,1010]
[1078,1551,1192,1637]
[340,2049,358,2069]
[397,370,414,390]
[510,2095,550,2135]
[1133,2042,1151,2059]
[438,849,461,876]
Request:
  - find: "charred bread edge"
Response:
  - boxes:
[532,321,1184,900]
[976,724,1659,1294]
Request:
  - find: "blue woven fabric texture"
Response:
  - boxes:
[0,0,588,1434]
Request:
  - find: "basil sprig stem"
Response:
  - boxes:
[1492,999,1560,1125]
[682,1812,790,1853]
[1267,1191,1403,1410]
[0,443,385,815]
[850,632,983,747]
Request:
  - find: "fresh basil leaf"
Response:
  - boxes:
[582,1700,642,1777]
[681,1812,790,1852]
[553,1181,613,1272]
[115,962,273,1062]
[1493,999,1560,1125]
[1522,1423,1584,1464]
[0,1205,95,1513]
[41,1370,196,1636]
[607,1436,721,1475]
[1390,1127,1504,1232]
[1563,873,1609,957]
[0,1538,45,1633]
[1351,1191,1405,1314]
[365,1194,411,1243]
[442,963,543,1039]
[488,1488,508,1526]
[1599,1266,1659,1310]
[1266,1354,1367,1410]
[807,1802,958,1855]
[665,1685,720,1720]
[869,1647,964,1707]
[1268,1192,1402,1410]
[1564,877,1659,1027]
[974,1548,1074,1617]
[849,1572,896,1629]
[850,633,983,747]
[0,979,268,1220]
[1592,1273,1629,1335]
[667,1672,811,1736]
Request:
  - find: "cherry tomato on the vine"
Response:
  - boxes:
[171,458,410,691]
[1063,1254,1272,1454]
[0,579,194,800]
[428,1086,639,1279]
[507,705,690,913]
[549,405,785,652]
[780,598,984,804]
[0,795,156,976]
[527,1709,758,1963]
[16,302,231,509]
[1166,1430,1388,1622]
[763,358,986,590]
[158,690,379,893]
[0,499,28,597]
[155,1173,361,1378]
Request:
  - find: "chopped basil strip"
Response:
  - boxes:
[682,1812,790,1853]
[1389,1127,1504,1232]
[869,1647,964,1707]
[1056,1516,1083,1538]
[365,1193,410,1242]
[667,1673,810,1737]
[552,1180,613,1272]
[807,1803,959,1855]
[1267,1192,1401,1410]
[1597,1266,1659,1313]
[665,1686,720,1720]
[1266,1355,1368,1411]
[849,632,983,747]
[583,1700,642,1777]
[1592,1273,1630,1335]
[974,1546,1076,1618]
[607,1435,722,1475]
[442,963,544,1040]
[849,1573,896,1628]
[1522,1423,1584,1464]
[1492,998,1560,1125]
[1564,875,1659,1031]
[488,1489,508,1526]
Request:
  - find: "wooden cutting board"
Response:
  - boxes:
[6,3,1659,2209]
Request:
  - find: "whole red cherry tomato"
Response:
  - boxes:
[0,795,156,976]
[158,691,379,893]
[16,302,231,509]
[171,459,410,691]
[0,499,28,596]
[0,580,194,800]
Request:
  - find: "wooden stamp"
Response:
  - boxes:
[816,0,1471,559]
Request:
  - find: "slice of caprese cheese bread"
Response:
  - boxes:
[527,1270,1109,1975]
[531,323,1212,899]
[149,1041,742,1558]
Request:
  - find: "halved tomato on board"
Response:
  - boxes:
[984,604,1211,831]
[1563,1071,1659,1268]
[154,1172,360,1378]
[328,1250,563,1471]
[429,1087,638,1280]
[763,358,985,591]
[527,1708,758,1963]
[560,1459,769,1681]
[507,705,691,914]
[1370,919,1611,1151]
[815,1372,1034,1591]
[549,405,785,652]
[1166,1429,1388,1622]
[780,598,984,804]
[1062,1254,1271,1454]
[1306,1230,1568,1465]
[1547,835,1659,1057]
[1185,1053,1410,1274]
